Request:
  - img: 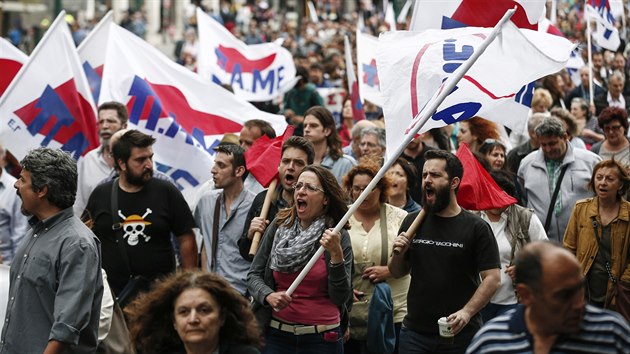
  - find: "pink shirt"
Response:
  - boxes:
[273,255,340,325]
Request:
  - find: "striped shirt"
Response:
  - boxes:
[466,305,630,354]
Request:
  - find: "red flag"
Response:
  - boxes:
[456,143,516,210]
[245,125,295,188]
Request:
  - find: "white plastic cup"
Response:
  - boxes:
[437,317,454,343]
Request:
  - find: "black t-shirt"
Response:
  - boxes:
[400,210,500,334]
[86,178,195,294]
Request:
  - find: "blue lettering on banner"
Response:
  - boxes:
[7,119,20,132]
[127,76,217,155]
[82,62,102,103]
[432,102,482,124]
[156,161,200,191]
[27,85,90,159]
[515,81,535,107]
[127,77,164,130]
[429,38,481,125]
[442,39,474,73]
[230,65,244,90]
[252,69,275,94]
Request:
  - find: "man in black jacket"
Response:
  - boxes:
[238,136,314,260]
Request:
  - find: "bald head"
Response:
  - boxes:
[109,128,130,152]
[351,120,377,139]
[515,241,579,292]
[106,128,130,168]
[514,241,585,334]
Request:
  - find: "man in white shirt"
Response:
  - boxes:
[595,72,629,116]
[73,102,128,216]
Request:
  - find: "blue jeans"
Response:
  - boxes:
[344,322,402,354]
[480,303,517,322]
[262,326,343,354]
[398,326,474,354]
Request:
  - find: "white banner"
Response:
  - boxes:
[586,0,621,51]
[196,8,296,102]
[356,31,383,107]
[99,23,287,203]
[0,11,99,161]
[377,22,574,160]
[77,10,113,104]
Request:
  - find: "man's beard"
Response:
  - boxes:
[125,168,153,187]
[421,183,451,214]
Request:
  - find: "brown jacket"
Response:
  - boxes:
[564,197,630,304]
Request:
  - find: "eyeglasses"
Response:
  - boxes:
[603,125,623,133]
[351,186,375,195]
[294,182,324,193]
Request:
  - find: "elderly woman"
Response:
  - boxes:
[590,107,630,168]
[456,117,501,153]
[248,165,353,354]
[387,157,421,213]
[478,139,507,171]
[343,158,410,354]
[126,271,261,354]
[564,159,630,318]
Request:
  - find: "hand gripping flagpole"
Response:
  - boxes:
[248,179,278,257]
[286,7,517,296]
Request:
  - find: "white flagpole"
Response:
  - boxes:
[586,6,594,107]
[286,7,518,296]
[622,2,628,43]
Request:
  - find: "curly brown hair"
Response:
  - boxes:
[598,107,629,135]
[342,156,391,203]
[126,271,262,353]
[464,117,500,146]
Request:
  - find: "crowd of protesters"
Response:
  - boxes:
[3,0,630,353]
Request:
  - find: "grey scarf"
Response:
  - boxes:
[270,215,327,273]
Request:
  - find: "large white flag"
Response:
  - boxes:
[409,0,545,31]
[377,21,574,160]
[77,10,113,103]
[196,8,296,102]
[356,31,383,106]
[0,11,99,161]
[586,0,621,51]
[99,23,287,202]
[0,38,27,97]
